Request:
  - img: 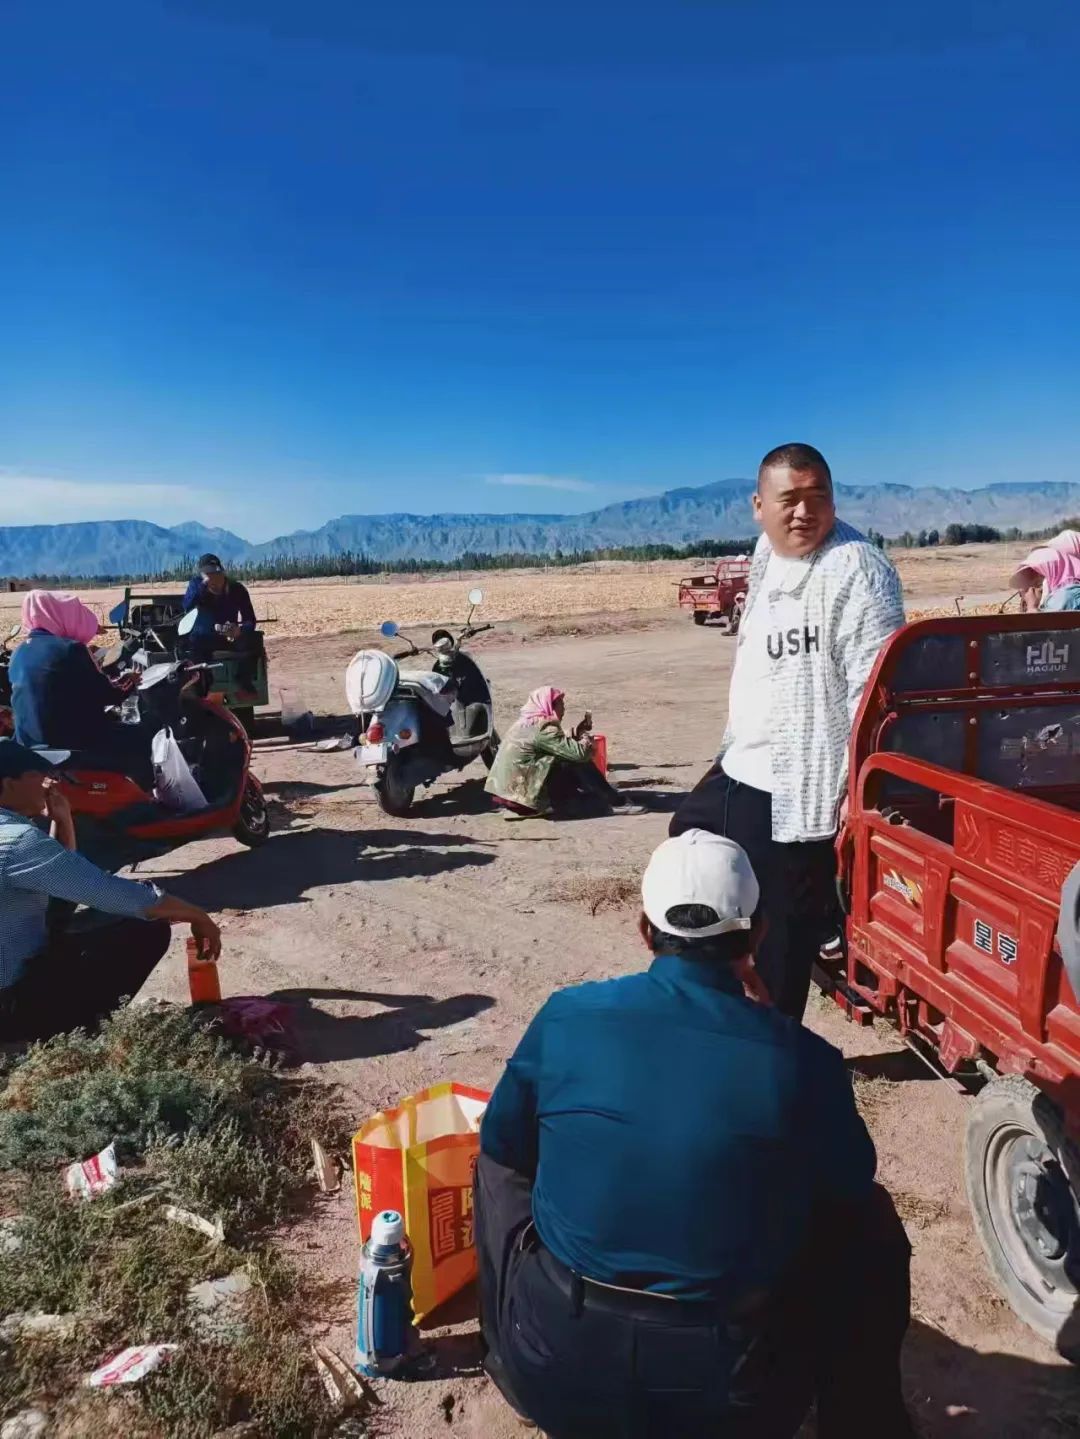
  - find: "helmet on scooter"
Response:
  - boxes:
[431,629,455,653]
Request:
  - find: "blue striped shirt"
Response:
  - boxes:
[0,809,162,989]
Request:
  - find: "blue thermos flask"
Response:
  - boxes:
[355,1209,414,1377]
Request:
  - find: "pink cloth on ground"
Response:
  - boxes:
[21,589,100,645]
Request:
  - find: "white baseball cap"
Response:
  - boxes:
[641,828,760,939]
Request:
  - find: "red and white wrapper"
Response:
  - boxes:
[87,1344,178,1388]
[64,1143,118,1200]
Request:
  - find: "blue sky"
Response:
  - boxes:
[2,0,1078,541]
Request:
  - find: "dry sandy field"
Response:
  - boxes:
[106,591,1078,1439]
[0,539,1032,641]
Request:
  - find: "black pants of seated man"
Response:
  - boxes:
[670,765,836,1019]
[474,1152,912,1439]
[0,914,172,1043]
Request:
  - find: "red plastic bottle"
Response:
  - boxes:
[187,937,222,1005]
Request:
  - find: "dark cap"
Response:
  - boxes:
[0,739,72,782]
[198,553,224,574]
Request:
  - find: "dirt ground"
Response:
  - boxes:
[0,539,1030,640]
[125,605,1079,1439]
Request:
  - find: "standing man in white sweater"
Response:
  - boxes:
[671,443,905,1018]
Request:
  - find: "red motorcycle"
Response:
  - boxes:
[52,644,269,872]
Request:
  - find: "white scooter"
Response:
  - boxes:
[345,588,500,816]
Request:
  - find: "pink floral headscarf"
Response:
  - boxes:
[22,589,100,646]
[518,686,565,727]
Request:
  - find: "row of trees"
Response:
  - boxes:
[14,518,1080,589]
[14,538,754,588]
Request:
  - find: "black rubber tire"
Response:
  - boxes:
[232,779,270,847]
[964,1073,1080,1359]
[375,757,415,817]
[481,731,501,771]
[693,610,708,626]
[729,601,745,637]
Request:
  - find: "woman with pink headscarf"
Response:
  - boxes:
[1012,530,1080,612]
[484,685,639,819]
[9,590,148,776]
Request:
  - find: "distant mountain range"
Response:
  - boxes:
[2,479,1076,578]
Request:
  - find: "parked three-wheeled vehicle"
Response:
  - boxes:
[819,612,1080,1359]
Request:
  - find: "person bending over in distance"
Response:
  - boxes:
[485,685,641,819]
[671,442,905,1018]
[0,740,221,1043]
[1011,530,1080,613]
[474,828,912,1439]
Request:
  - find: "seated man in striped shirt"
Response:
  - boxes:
[0,739,221,1042]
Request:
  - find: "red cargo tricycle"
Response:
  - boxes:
[677,556,751,631]
[818,612,1080,1357]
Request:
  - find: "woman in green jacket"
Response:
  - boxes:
[485,686,639,819]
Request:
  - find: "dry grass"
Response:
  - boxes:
[548,871,641,915]
[891,1192,951,1230]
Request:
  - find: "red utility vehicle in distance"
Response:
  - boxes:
[818,611,1080,1359]
[677,556,751,632]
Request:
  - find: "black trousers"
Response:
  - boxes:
[475,1152,912,1439]
[548,759,626,816]
[0,915,172,1042]
[670,765,836,1019]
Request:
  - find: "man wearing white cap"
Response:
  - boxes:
[474,830,912,1439]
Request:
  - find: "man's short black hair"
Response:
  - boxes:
[757,443,832,488]
[646,902,757,964]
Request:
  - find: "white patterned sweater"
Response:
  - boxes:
[721,520,906,843]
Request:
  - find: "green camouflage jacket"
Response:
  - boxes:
[484,718,593,813]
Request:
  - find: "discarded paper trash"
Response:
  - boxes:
[0,1312,78,1342]
[352,1082,489,1321]
[65,1143,118,1200]
[188,1271,252,1340]
[87,1344,178,1388]
[0,1409,48,1439]
[312,1343,369,1411]
[311,1138,340,1194]
[164,1204,225,1245]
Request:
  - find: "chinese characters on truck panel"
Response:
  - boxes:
[973,917,1018,967]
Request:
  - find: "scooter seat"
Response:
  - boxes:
[59,748,154,792]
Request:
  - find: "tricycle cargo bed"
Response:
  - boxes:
[824,613,1080,1354]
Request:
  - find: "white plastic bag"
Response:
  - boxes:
[64,1142,118,1200]
[151,728,207,812]
[86,1344,178,1388]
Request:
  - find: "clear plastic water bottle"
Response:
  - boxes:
[355,1210,414,1377]
[120,693,140,725]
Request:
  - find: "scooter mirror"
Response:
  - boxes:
[468,588,484,606]
[108,601,127,625]
[177,609,199,636]
[380,621,399,638]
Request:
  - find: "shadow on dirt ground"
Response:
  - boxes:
[261,778,367,801]
[903,1317,1080,1436]
[264,988,496,1063]
[411,778,493,818]
[170,827,495,910]
[846,1051,940,1083]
